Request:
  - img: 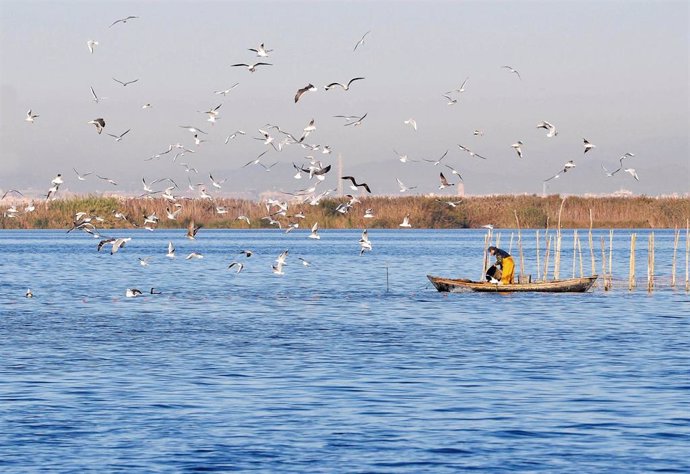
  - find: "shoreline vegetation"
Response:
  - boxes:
[1,194,689,230]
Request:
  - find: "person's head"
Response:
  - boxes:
[488,246,497,255]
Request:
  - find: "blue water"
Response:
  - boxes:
[1,229,688,473]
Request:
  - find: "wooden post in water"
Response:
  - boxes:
[577,234,584,278]
[514,210,524,283]
[628,233,637,290]
[647,232,655,292]
[481,231,490,280]
[608,229,614,289]
[600,237,609,290]
[671,226,680,288]
[554,197,566,280]
[588,209,595,276]
[543,236,552,282]
[509,232,514,254]
[536,230,541,281]
[572,229,578,278]
[686,219,689,292]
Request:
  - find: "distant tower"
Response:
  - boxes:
[337,153,344,196]
[457,181,465,197]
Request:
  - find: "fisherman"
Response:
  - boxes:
[487,246,515,285]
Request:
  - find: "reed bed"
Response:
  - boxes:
[1,194,688,230]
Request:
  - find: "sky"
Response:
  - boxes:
[1,0,688,200]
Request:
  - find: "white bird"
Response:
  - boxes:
[404,118,417,131]
[96,175,117,186]
[501,65,521,80]
[138,257,151,267]
[481,224,494,230]
[438,172,454,189]
[88,118,105,134]
[237,215,251,225]
[98,237,131,255]
[25,109,38,123]
[214,83,239,95]
[364,208,374,219]
[25,289,33,298]
[166,241,175,258]
[249,43,273,57]
[295,84,317,103]
[125,288,143,298]
[185,252,204,260]
[209,174,226,189]
[342,113,368,127]
[396,178,417,193]
[512,141,523,159]
[399,215,412,228]
[423,150,449,166]
[359,229,372,255]
[308,222,320,240]
[179,125,207,135]
[442,94,457,105]
[325,77,365,91]
[231,62,272,72]
[298,257,311,267]
[109,15,138,28]
[89,86,105,103]
[228,262,244,273]
[393,150,416,163]
[107,129,131,142]
[186,221,202,239]
[457,144,488,160]
[624,168,639,181]
[225,130,246,144]
[446,77,469,94]
[444,164,464,182]
[536,120,558,137]
[112,77,139,87]
[353,31,370,51]
[583,138,596,154]
[473,129,484,136]
[51,174,64,185]
[272,250,289,275]
[86,39,99,54]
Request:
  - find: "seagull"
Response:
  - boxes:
[602,152,635,176]
[481,224,494,230]
[298,257,311,267]
[536,120,558,137]
[342,113,368,127]
[457,144,488,160]
[423,150,449,166]
[109,16,138,28]
[125,288,143,298]
[186,220,202,239]
[624,168,640,181]
[243,150,269,168]
[25,110,38,123]
[179,125,207,135]
[308,222,320,239]
[583,138,596,154]
[393,150,417,163]
[112,77,139,87]
[25,289,33,298]
[272,250,289,275]
[96,175,117,186]
[442,94,457,105]
[511,141,523,159]
[138,257,152,267]
[438,172,455,189]
[98,237,131,255]
[185,252,204,260]
[237,216,251,225]
[209,174,226,189]
[107,129,131,142]
[86,40,99,54]
[396,178,417,193]
[249,43,273,57]
[88,118,105,134]
[231,62,272,72]
[142,103,152,109]
[1,189,23,200]
[446,77,469,94]
[325,77,365,91]
[294,83,317,103]
[239,249,253,258]
[166,241,175,258]
[399,215,412,228]
[73,168,92,181]
[473,129,484,136]
[228,262,244,273]
[225,130,246,143]
[341,176,372,193]
[545,160,576,182]
[501,65,521,80]
[404,118,417,131]
[359,229,372,255]
[364,208,374,219]
[214,83,239,95]
[89,86,105,103]
[51,174,64,185]
[436,199,463,208]
[353,31,370,51]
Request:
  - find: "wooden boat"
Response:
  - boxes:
[427,274,598,293]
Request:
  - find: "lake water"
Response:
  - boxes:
[1,229,688,472]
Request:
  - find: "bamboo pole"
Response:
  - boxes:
[686,219,689,292]
[554,198,566,280]
[601,236,609,290]
[577,233,584,278]
[588,209,595,276]
[572,229,578,278]
[509,232,514,254]
[543,236,552,282]
[647,232,655,292]
[536,230,541,281]
[481,231,490,279]
[608,229,614,288]
[629,233,636,291]
[514,210,524,283]
[671,226,680,288]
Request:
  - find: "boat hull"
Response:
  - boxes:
[427,275,598,293]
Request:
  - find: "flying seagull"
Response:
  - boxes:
[341,176,372,193]
[25,110,39,123]
[624,168,640,181]
[86,40,99,54]
[511,141,523,159]
[88,118,106,134]
[457,144,488,160]
[249,43,273,57]
[396,178,417,193]
[583,138,596,154]
[109,16,139,28]
[73,168,92,181]
[342,113,368,127]
[536,120,558,137]
[423,150,449,166]
[295,83,317,103]
[112,77,139,87]
[186,221,202,240]
[231,62,272,72]
[107,129,131,142]
[399,215,412,228]
[214,83,240,95]
[404,118,417,131]
[359,229,372,255]
[501,65,521,80]
[438,172,455,189]
[353,31,370,51]
[325,77,365,91]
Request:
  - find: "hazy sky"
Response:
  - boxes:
[1,0,688,199]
